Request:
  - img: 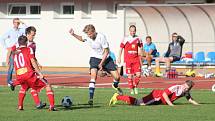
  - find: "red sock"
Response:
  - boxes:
[46,90,55,108]
[116,95,137,105]
[18,88,26,108]
[134,77,141,87]
[30,89,40,105]
[128,78,134,89]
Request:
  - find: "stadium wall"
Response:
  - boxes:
[0,0,215,67]
[0,0,125,67]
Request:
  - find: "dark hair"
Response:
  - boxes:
[172,32,178,36]
[83,24,95,33]
[129,25,136,31]
[18,35,28,46]
[146,36,152,40]
[185,80,195,90]
[25,26,36,35]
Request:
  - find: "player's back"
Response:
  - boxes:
[13,47,35,81]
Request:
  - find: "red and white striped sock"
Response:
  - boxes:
[30,89,40,105]
[128,78,134,89]
[18,88,26,108]
[46,90,55,108]
[134,77,141,87]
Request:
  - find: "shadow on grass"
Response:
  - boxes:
[175,102,215,105]
[55,104,101,111]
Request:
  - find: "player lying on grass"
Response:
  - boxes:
[109,80,200,106]
[12,35,56,111]
[69,24,123,105]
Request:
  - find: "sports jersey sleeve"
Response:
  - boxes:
[28,47,35,59]
[120,38,126,48]
[81,33,88,42]
[138,38,143,47]
[101,34,109,49]
[163,88,172,96]
[151,43,156,50]
[11,45,16,51]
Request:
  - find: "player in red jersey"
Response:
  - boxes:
[13,35,56,111]
[11,26,46,109]
[118,25,143,94]
[109,80,200,106]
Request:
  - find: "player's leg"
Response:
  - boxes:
[88,68,98,105]
[109,93,138,106]
[88,57,101,105]
[155,57,165,77]
[45,84,56,111]
[134,72,141,94]
[141,90,162,105]
[30,89,46,109]
[29,76,55,111]
[127,73,134,94]
[104,57,123,95]
[18,86,28,110]
[163,57,173,71]
[146,54,152,69]
[7,55,14,86]
[133,61,141,94]
[125,62,135,94]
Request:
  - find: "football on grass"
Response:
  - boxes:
[212,84,215,92]
[61,96,73,108]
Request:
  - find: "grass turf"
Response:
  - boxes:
[0,86,215,121]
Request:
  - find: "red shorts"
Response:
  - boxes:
[142,90,165,105]
[125,60,141,74]
[18,74,47,92]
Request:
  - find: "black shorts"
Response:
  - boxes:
[172,56,180,62]
[89,57,117,72]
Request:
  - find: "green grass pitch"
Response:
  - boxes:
[0,86,215,121]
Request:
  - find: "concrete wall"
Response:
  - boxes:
[0,0,125,67]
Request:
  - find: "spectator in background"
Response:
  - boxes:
[142,36,158,70]
[155,33,185,77]
[0,18,27,87]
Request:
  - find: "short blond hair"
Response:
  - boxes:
[83,24,95,33]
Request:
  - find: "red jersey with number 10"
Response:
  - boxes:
[120,35,143,62]
[13,46,35,82]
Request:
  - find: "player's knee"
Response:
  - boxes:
[46,84,52,91]
[155,58,159,62]
[114,76,120,82]
[19,88,26,94]
[136,73,141,78]
[89,79,96,88]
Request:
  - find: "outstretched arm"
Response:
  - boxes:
[31,58,43,79]
[69,28,84,42]
[188,98,200,105]
[162,92,174,106]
